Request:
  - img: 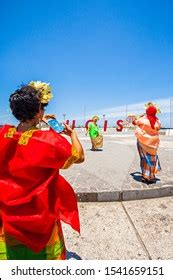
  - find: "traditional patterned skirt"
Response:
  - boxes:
[137,141,161,181]
[91,135,103,149]
[0,221,66,260]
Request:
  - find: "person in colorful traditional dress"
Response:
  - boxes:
[86,116,103,151]
[0,82,84,260]
[132,102,161,184]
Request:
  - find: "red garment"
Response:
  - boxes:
[146,106,158,129]
[85,120,93,129]
[0,125,80,252]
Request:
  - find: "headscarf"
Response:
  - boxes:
[146,106,158,129]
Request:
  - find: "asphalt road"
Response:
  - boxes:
[61,131,173,200]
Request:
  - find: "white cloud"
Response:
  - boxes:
[74,97,173,121]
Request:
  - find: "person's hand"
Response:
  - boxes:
[62,123,75,136]
[42,114,56,123]
[139,113,145,118]
[132,119,137,126]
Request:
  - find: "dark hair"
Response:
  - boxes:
[40,103,48,110]
[9,85,41,121]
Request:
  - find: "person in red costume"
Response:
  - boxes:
[0,83,84,260]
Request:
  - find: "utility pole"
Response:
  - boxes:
[84,106,86,127]
[103,114,106,128]
[62,113,66,122]
[170,98,173,129]
[125,104,128,119]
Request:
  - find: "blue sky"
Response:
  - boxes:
[0,0,173,126]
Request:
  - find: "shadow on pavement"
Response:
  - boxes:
[86,149,103,151]
[66,250,82,260]
[130,172,160,185]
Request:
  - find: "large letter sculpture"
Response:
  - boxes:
[116,120,124,132]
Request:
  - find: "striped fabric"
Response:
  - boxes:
[0,221,66,260]
[137,141,161,181]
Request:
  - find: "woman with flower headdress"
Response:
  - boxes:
[0,81,84,260]
[132,102,161,183]
[86,115,103,151]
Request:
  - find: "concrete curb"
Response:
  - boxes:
[76,184,173,202]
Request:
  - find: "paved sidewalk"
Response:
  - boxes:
[61,131,173,201]
[63,197,173,260]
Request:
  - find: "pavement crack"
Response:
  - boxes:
[121,202,152,260]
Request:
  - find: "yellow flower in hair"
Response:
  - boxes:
[144,101,161,114]
[144,101,156,108]
[92,115,99,121]
[29,81,53,104]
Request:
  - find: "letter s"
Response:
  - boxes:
[116,120,123,132]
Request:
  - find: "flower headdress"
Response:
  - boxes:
[29,81,53,104]
[144,101,161,114]
[92,115,99,121]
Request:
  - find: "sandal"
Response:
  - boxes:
[141,177,154,184]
